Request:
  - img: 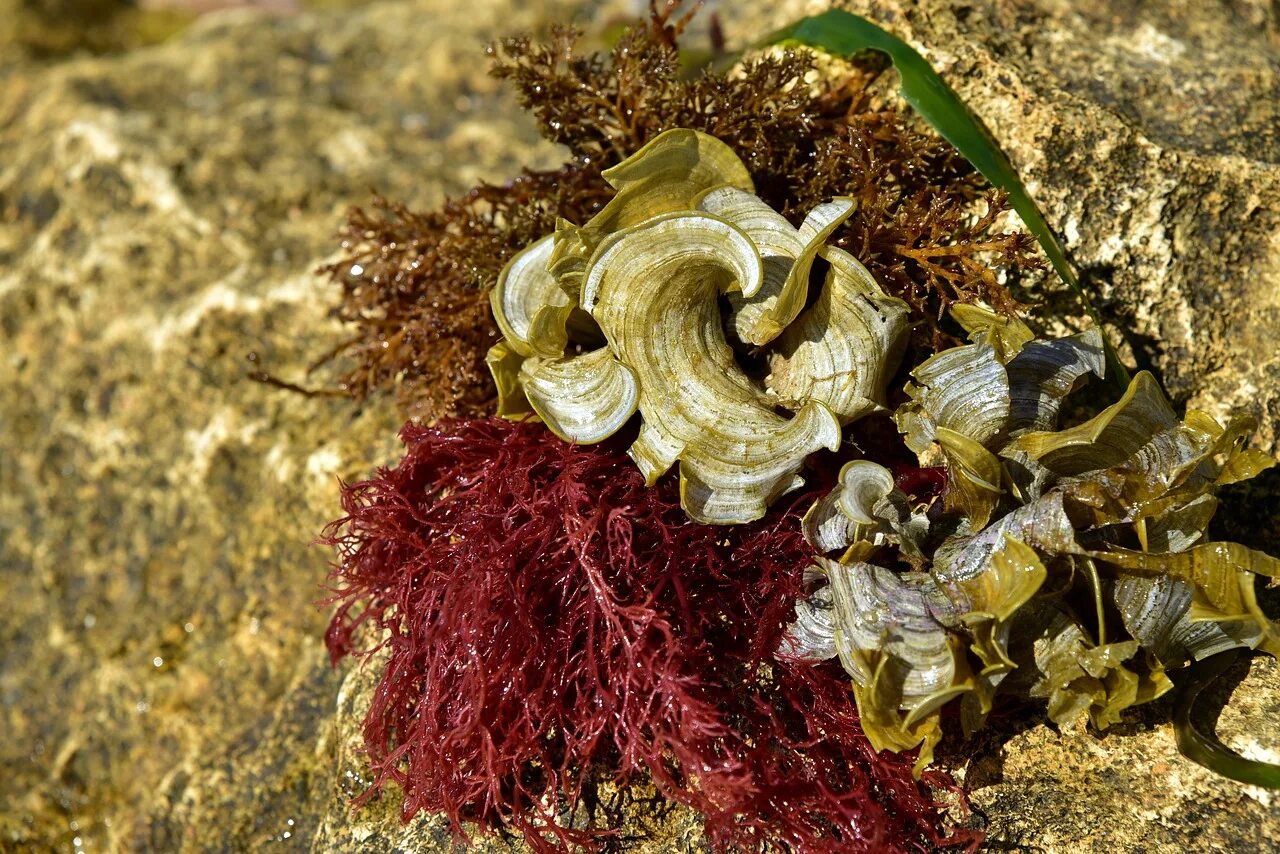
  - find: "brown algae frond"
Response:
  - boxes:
[784,304,1279,770]
[489,129,909,524]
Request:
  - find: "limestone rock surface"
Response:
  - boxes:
[2,0,1278,851]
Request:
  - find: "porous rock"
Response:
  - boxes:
[2,0,1278,851]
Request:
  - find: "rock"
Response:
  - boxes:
[0,0,570,849]
[1,0,1278,851]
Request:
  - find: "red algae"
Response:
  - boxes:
[322,418,979,852]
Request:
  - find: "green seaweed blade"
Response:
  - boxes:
[1174,650,1280,789]
[766,9,1129,386]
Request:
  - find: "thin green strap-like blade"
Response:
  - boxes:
[766,9,1129,386]
[1174,649,1280,788]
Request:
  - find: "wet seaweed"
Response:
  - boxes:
[320,3,1039,422]
[322,418,981,853]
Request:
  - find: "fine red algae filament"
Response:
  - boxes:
[322,418,978,852]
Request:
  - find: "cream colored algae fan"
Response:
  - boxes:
[486,128,910,524]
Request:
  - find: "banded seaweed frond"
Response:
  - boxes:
[784,305,1278,773]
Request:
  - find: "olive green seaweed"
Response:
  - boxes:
[764,9,1130,387]
[784,304,1280,787]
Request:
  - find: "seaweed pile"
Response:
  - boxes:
[318,4,1280,852]
[323,4,1036,423]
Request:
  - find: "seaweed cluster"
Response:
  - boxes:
[323,4,1039,423]
[324,122,989,849]
[323,419,978,853]
[318,5,1280,852]
[785,305,1279,768]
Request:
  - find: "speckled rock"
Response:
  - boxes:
[0,0,574,849]
[2,0,1279,852]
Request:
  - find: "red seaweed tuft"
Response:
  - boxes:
[322,418,979,852]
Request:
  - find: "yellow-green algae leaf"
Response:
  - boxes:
[798,458,911,558]
[836,459,897,524]
[767,247,911,424]
[799,460,932,561]
[801,460,894,554]
[951,302,1034,364]
[1027,606,1169,730]
[849,645,949,777]
[519,349,639,444]
[778,560,962,701]
[1218,446,1276,486]
[588,128,755,234]
[486,340,532,419]
[1091,542,1280,657]
[489,234,568,359]
[786,560,959,701]
[935,426,1006,530]
[957,535,1047,725]
[547,217,597,302]
[1113,573,1264,664]
[1188,409,1276,487]
[779,571,839,661]
[959,535,1048,626]
[696,186,856,347]
[801,488,865,555]
[1060,407,1273,536]
[896,338,1010,453]
[783,558,976,771]
[1004,371,1178,477]
[525,221,608,357]
[933,492,1078,590]
[582,211,841,524]
[1005,327,1106,433]
[1142,493,1218,554]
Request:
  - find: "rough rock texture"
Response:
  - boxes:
[1,0,1278,851]
[0,0,574,849]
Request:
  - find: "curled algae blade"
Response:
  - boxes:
[766,246,910,424]
[490,234,566,358]
[696,186,856,347]
[520,349,639,445]
[591,128,755,232]
[766,9,1129,387]
[486,340,532,418]
[1004,371,1179,476]
[583,211,841,524]
[784,558,972,774]
[836,460,896,526]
